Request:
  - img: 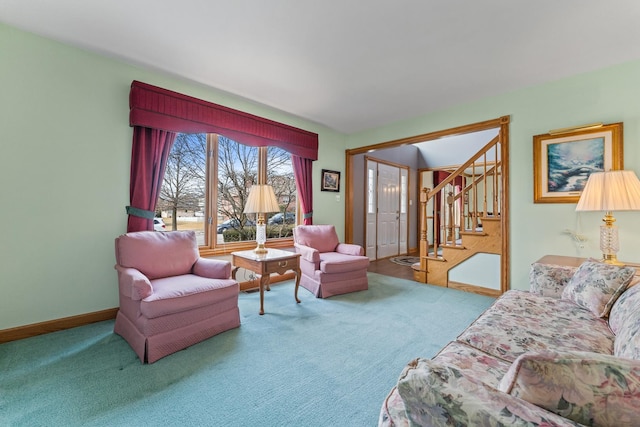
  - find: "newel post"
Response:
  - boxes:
[419,188,429,270]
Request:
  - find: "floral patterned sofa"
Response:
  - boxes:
[379,260,640,427]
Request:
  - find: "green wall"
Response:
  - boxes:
[0,23,345,330]
[2,20,640,330]
[347,60,640,289]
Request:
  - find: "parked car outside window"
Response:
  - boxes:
[267,212,295,225]
[217,218,255,234]
[153,218,166,231]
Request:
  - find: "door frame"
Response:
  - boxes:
[365,156,410,260]
[345,115,510,292]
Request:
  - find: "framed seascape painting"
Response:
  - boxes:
[321,169,340,192]
[533,122,623,203]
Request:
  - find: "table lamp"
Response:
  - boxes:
[575,170,640,265]
[243,184,280,253]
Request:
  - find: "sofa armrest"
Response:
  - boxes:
[336,243,364,256]
[294,243,320,264]
[114,265,153,300]
[396,358,581,427]
[528,263,578,298]
[193,258,231,279]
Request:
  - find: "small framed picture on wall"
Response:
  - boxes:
[321,169,340,192]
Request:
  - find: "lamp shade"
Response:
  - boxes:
[575,170,640,212]
[243,184,280,214]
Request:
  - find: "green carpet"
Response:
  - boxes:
[0,273,494,426]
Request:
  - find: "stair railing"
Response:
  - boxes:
[419,134,501,260]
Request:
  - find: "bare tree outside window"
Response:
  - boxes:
[217,136,258,236]
[157,133,206,231]
[267,146,296,237]
[158,133,297,247]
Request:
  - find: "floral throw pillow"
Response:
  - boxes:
[529,263,577,298]
[561,261,635,317]
[498,351,640,427]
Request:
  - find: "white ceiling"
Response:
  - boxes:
[2,1,640,134]
[417,129,500,168]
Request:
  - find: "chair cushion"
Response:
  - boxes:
[115,230,199,280]
[141,274,238,318]
[294,225,340,253]
[433,341,511,388]
[457,290,614,362]
[561,261,635,318]
[319,252,370,274]
[498,350,640,427]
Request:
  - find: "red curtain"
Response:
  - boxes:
[292,155,314,225]
[127,127,177,232]
[130,81,318,160]
[127,81,319,233]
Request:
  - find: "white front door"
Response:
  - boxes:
[377,163,400,258]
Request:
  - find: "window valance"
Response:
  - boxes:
[129,80,318,160]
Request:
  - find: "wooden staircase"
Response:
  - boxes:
[413,134,504,292]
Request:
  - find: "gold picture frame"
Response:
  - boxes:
[533,122,623,203]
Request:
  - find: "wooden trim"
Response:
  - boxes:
[500,119,511,294]
[346,116,510,156]
[347,116,509,247]
[427,135,499,199]
[421,160,499,172]
[361,157,369,254]
[345,151,354,243]
[345,115,510,294]
[448,281,501,297]
[1,273,298,343]
[0,308,119,344]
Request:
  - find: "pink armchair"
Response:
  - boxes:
[293,225,370,298]
[113,230,240,363]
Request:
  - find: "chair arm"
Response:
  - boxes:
[114,265,153,300]
[336,243,364,256]
[193,258,232,279]
[294,243,320,264]
[396,358,581,427]
[528,263,578,298]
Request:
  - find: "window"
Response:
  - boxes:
[367,169,375,214]
[400,174,407,214]
[157,133,296,252]
[157,133,207,245]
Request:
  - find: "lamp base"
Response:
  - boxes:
[599,215,621,266]
[601,254,623,266]
[253,243,268,254]
[253,221,268,254]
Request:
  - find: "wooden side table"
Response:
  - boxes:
[535,255,640,273]
[231,248,302,315]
